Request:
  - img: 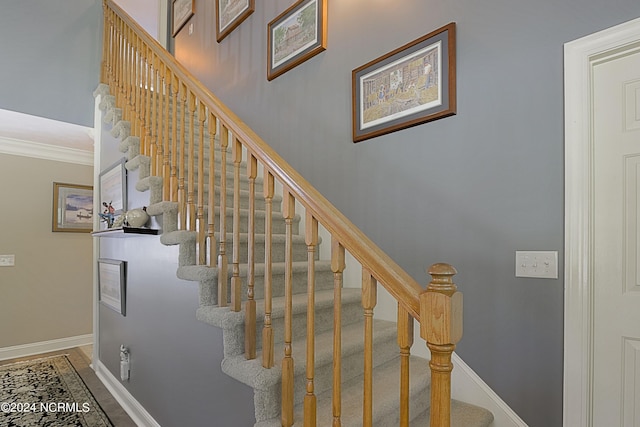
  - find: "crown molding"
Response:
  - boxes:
[0,136,93,166]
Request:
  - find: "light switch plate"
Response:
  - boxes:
[0,255,15,267]
[515,251,558,279]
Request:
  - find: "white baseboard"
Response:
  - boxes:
[0,334,93,361]
[452,352,529,427]
[94,360,161,427]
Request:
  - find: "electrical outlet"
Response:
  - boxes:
[515,251,558,279]
[0,255,15,267]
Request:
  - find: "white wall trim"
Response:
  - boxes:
[158,0,169,49]
[0,136,93,166]
[94,360,161,427]
[563,16,640,427]
[452,353,528,427]
[0,334,93,361]
[92,92,104,368]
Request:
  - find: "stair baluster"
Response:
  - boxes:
[113,17,121,108]
[119,23,127,133]
[138,42,145,154]
[177,82,187,230]
[187,91,196,231]
[100,2,108,84]
[148,49,155,168]
[162,66,171,201]
[231,138,243,311]
[149,52,158,177]
[197,102,206,264]
[245,153,258,359]
[362,269,377,427]
[262,171,275,369]
[282,189,296,427]
[136,37,143,145]
[170,74,179,202]
[131,30,138,130]
[121,25,127,128]
[398,304,414,427]
[217,125,229,306]
[304,213,319,427]
[143,45,152,158]
[330,238,345,427]
[207,113,217,267]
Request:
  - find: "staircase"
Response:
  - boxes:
[96,2,495,426]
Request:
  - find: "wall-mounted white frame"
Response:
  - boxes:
[99,158,127,229]
[98,258,127,316]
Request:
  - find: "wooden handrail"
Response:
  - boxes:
[104,0,424,321]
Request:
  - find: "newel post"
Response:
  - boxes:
[420,263,463,427]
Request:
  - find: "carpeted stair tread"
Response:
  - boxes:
[255,355,431,427]
[197,288,362,332]
[410,400,495,427]
[160,230,318,265]
[221,318,403,420]
[198,287,365,359]
[178,260,336,304]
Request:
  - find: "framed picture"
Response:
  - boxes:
[99,158,127,229]
[98,259,126,316]
[216,0,254,42]
[352,22,456,142]
[267,0,327,81]
[52,182,93,233]
[172,0,194,37]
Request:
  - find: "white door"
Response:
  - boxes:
[592,46,640,426]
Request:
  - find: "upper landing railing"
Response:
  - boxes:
[101,1,463,426]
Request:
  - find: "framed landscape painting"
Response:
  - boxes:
[352,23,456,142]
[216,0,254,42]
[172,0,194,37]
[267,0,327,81]
[52,182,93,233]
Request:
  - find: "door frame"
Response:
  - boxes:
[564,16,640,427]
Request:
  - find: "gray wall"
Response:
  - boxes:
[0,154,93,348]
[97,128,254,427]
[113,0,159,39]
[171,2,640,426]
[0,0,102,127]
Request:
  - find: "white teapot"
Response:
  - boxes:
[125,207,150,228]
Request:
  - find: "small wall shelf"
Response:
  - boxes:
[92,227,159,238]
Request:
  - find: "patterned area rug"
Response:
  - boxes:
[0,355,113,427]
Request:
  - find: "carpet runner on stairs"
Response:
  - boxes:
[96,83,494,427]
